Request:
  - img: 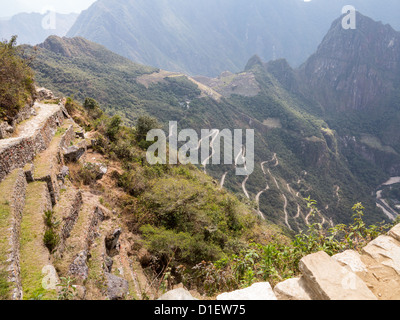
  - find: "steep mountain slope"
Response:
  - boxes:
[25,29,391,230]
[300,12,400,182]
[4,35,400,301]
[301,12,400,113]
[67,0,400,76]
[0,12,78,46]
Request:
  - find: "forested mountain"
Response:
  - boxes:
[24,11,400,231]
[67,0,400,76]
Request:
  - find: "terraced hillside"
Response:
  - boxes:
[0,92,155,300]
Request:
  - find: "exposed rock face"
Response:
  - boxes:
[389,224,400,242]
[105,272,129,300]
[333,250,368,274]
[57,166,70,183]
[216,282,277,301]
[63,141,87,163]
[69,250,89,281]
[301,12,400,112]
[36,87,57,101]
[105,228,122,257]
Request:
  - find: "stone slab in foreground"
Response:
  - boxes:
[216,282,277,300]
[299,251,377,300]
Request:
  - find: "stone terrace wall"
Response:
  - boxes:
[68,206,106,281]
[55,190,83,258]
[84,206,106,251]
[0,106,66,183]
[5,169,27,300]
[59,124,75,151]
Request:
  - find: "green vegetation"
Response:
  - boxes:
[0,36,35,120]
[185,199,394,296]
[43,210,59,253]
[13,32,399,295]
[19,183,58,300]
[66,98,288,294]
[0,170,20,300]
[57,277,76,300]
[27,36,389,230]
[0,273,10,300]
[64,97,394,296]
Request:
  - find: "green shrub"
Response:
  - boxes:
[78,163,99,185]
[43,229,59,253]
[183,199,395,296]
[57,277,76,300]
[106,115,122,142]
[44,210,57,228]
[135,115,160,148]
[140,225,223,267]
[0,36,35,119]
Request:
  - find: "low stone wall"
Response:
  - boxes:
[34,122,76,206]
[84,206,106,251]
[59,124,75,151]
[55,190,83,257]
[0,106,66,183]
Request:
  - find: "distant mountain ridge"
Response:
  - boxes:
[67,0,400,76]
[0,12,78,45]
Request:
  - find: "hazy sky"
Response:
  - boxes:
[0,0,97,17]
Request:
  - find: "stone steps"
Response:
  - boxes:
[0,169,27,300]
[19,182,58,300]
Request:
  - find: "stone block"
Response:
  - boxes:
[333,250,368,273]
[105,272,129,300]
[274,277,311,300]
[158,288,197,300]
[216,282,277,300]
[362,235,400,274]
[389,224,400,243]
[299,251,377,300]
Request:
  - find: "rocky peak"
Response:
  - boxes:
[244,54,265,72]
[301,11,400,112]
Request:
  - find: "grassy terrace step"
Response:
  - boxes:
[52,182,83,257]
[19,182,57,300]
[0,169,27,300]
[85,219,111,300]
[33,119,75,205]
[53,192,104,279]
